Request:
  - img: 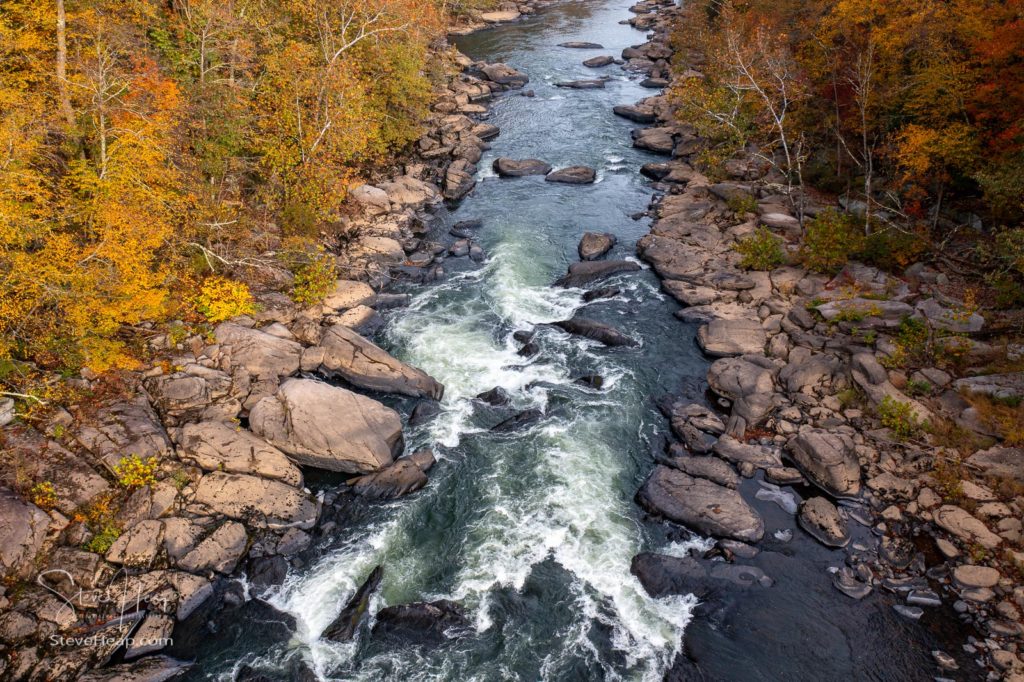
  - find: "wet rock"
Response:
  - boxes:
[372,600,470,643]
[798,497,850,547]
[249,556,289,590]
[319,324,444,400]
[546,166,597,184]
[555,260,641,288]
[469,244,487,262]
[349,458,429,500]
[583,55,615,67]
[671,421,716,453]
[575,375,605,389]
[517,340,540,357]
[250,379,402,474]
[491,409,544,433]
[637,465,764,542]
[553,317,638,347]
[697,319,767,357]
[934,505,1002,549]
[766,467,804,485]
[476,387,511,406]
[578,232,616,260]
[670,403,725,436]
[193,472,318,529]
[639,77,669,88]
[613,104,656,123]
[323,566,383,642]
[493,158,551,177]
[555,79,607,89]
[787,428,861,497]
[631,552,771,598]
[409,400,442,427]
[176,422,302,486]
[0,488,50,579]
[832,567,872,600]
[77,656,193,682]
[559,41,604,48]
[582,286,621,302]
[893,605,923,620]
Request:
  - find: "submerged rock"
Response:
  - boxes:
[583,55,615,67]
[322,566,384,642]
[555,260,641,288]
[348,458,430,500]
[546,166,597,184]
[582,286,621,302]
[476,386,511,406]
[493,158,551,177]
[631,552,771,598]
[555,79,607,89]
[491,409,544,433]
[372,600,470,643]
[553,317,638,347]
[637,465,764,542]
[559,41,604,48]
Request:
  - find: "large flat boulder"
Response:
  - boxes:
[555,260,641,288]
[249,379,402,473]
[787,428,861,496]
[934,505,1002,549]
[377,175,440,208]
[954,373,1024,401]
[493,158,551,177]
[176,421,302,486]
[637,465,764,542]
[193,472,318,529]
[697,319,767,357]
[0,488,50,579]
[318,325,444,400]
[966,447,1024,485]
[215,323,302,381]
[322,280,376,312]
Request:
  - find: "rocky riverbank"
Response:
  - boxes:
[609,1,1024,679]
[0,14,537,681]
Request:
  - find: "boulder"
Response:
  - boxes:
[778,353,841,393]
[333,305,384,337]
[377,176,440,208]
[787,428,861,496]
[559,41,604,48]
[476,387,511,406]
[480,9,520,22]
[553,317,638,347]
[74,395,173,472]
[479,63,529,87]
[249,379,403,473]
[916,298,985,333]
[632,127,674,154]
[372,600,470,643]
[144,364,243,425]
[613,104,656,123]
[318,324,443,400]
[584,55,615,67]
[348,458,430,500]
[555,260,641,288]
[193,472,318,529]
[124,614,175,660]
[177,522,248,574]
[578,232,616,260]
[637,234,708,280]
[348,184,391,215]
[493,158,551,177]
[815,298,914,328]
[952,564,1001,589]
[697,319,767,357]
[666,455,738,488]
[216,322,302,380]
[798,497,849,547]
[77,656,193,682]
[106,520,165,568]
[631,552,772,598]
[323,566,383,641]
[491,409,543,433]
[0,488,50,579]
[954,373,1024,401]
[636,466,764,542]
[546,166,597,184]
[934,505,1002,549]
[712,436,783,468]
[322,280,376,312]
[1,428,110,515]
[176,422,302,486]
[966,447,1024,486]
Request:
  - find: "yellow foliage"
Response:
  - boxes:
[194,276,255,323]
[113,454,159,490]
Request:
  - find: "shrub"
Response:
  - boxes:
[735,227,785,270]
[291,247,337,307]
[906,379,933,397]
[85,525,121,554]
[194,276,255,323]
[860,227,928,271]
[113,454,159,490]
[29,481,57,510]
[726,193,758,216]
[799,209,864,274]
[878,396,921,440]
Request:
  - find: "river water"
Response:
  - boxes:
[174,1,978,680]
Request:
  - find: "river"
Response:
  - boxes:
[173,1,975,680]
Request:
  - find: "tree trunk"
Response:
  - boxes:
[56,0,75,128]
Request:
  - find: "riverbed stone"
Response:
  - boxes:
[666,455,738,488]
[955,373,1024,401]
[555,260,641,288]
[318,324,444,400]
[0,488,50,579]
[578,232,616,260]
[106,520,165,568]
[798,497,849,547]
[966,446,1024,485]
[215,322,302,382]
[584,55,616,67]
[952,564,1001,589]
[348,458,430,500]
[787,428,861,496]
[249,379,402,474]
[632,127,674,154]
[637,465,764,542]
[713,435,782,469]
[613,104,656,123]
[479,63,529,87]
[553,317,638,347]
[322,280,376,312]
[493,158,551,177]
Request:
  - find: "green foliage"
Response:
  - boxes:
[734,227,785,270]
[85,525,121,554]
[727,193,759,215]
[799,210,864,274]
[877,396,921,440]
[28,481,57,510]
[906,378,933,397]
[290,247,337,307]
[860,228,928,271]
